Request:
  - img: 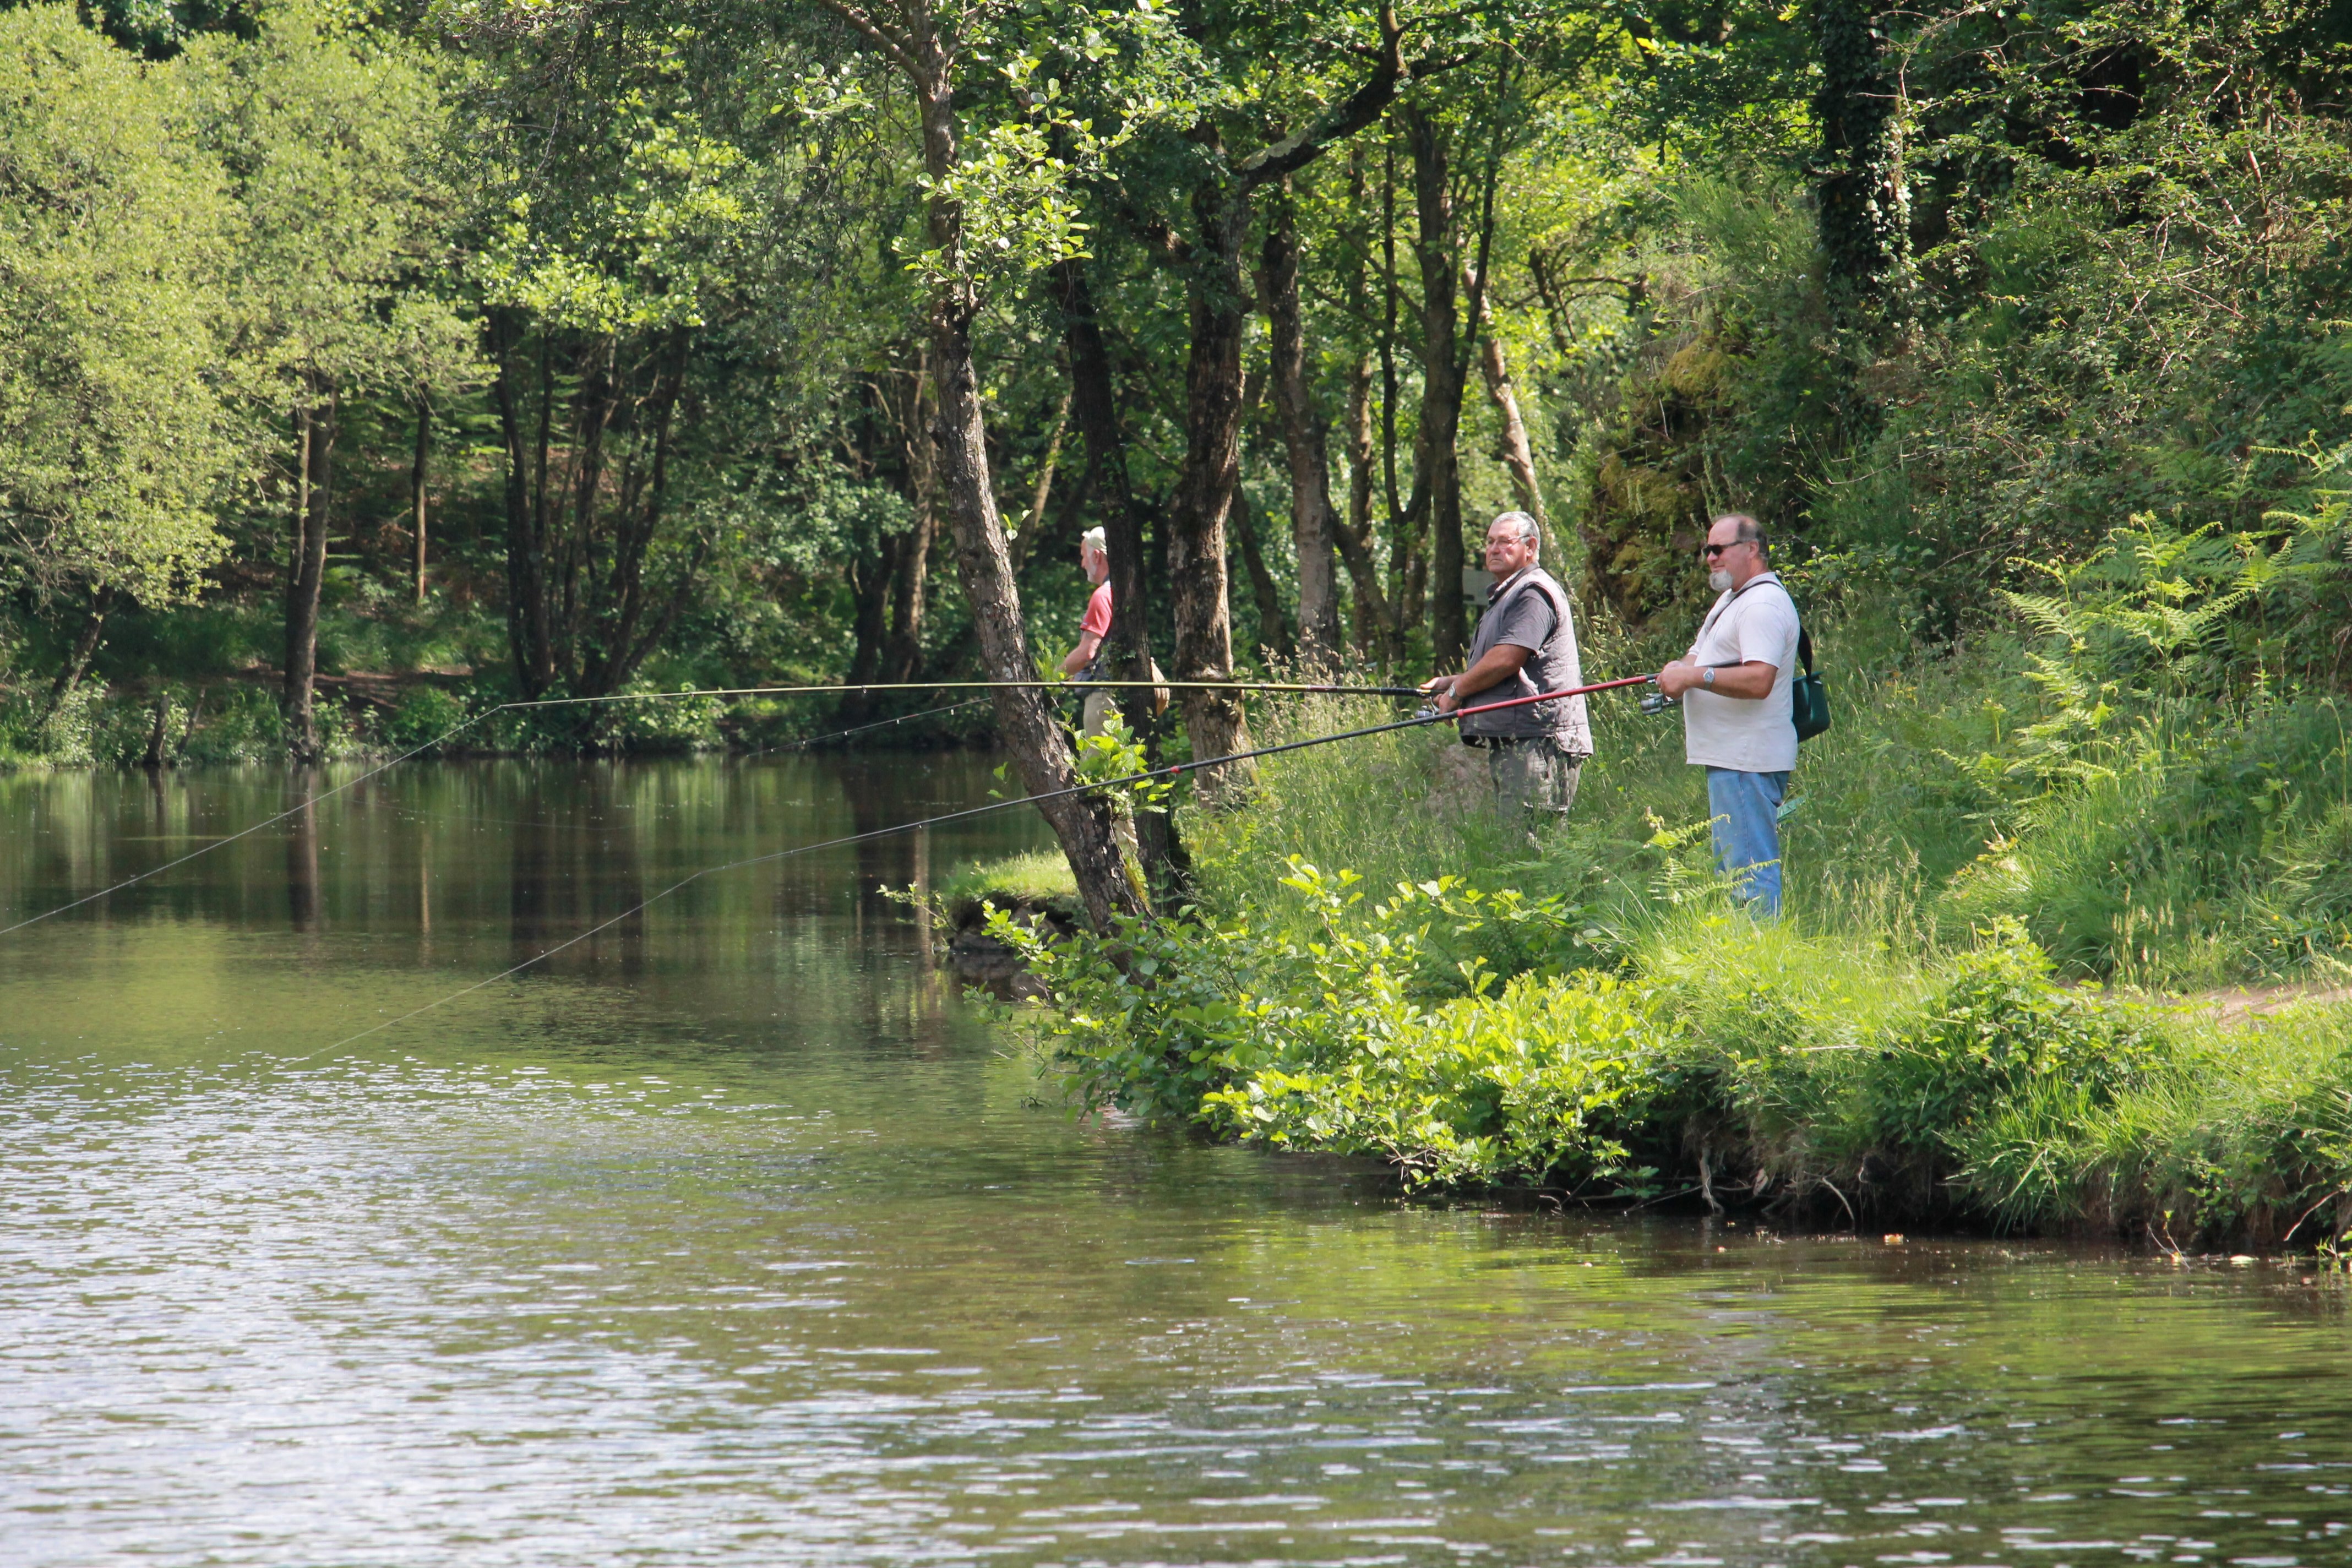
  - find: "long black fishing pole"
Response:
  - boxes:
[0,677,1414,938]
[311,673,1658,1055]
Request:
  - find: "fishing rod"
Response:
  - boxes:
[312,672,1659,1055]
[0,677,1413,937]
[507,678,1424,711]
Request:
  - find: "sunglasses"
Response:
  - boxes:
[1701,540,1752,559]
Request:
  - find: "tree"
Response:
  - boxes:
[186,3,473,759]
[1812,0,1908,331]
[806,0,1151,933]
[0,5,242,677]
[1257,181,1345,666]
[1135,0,1406,777]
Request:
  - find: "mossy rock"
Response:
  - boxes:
[934,851,1082,998]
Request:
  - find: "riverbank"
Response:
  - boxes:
[1006,601,2352,1251]
[0,672,995,767]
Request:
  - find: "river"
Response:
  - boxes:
[1,756,2346,1566]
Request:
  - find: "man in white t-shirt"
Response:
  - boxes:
[1654,512,1801,916]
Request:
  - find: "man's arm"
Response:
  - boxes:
[1657,658,1776,699]
[1060,632,1103,677]
[1429,643,1533,712]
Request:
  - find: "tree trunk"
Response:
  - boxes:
[891,10,1145,932]
[1161,2,1403,783]
[560,335,621,689]
[412,390,431,606]
[870,346,937,687]
[1406,104,1467,669]
[1466,265,1549,551]
[1815,0,1910,332]
[1337,146,1400,661]
[1006,383,1070,573]
[846,545,895,695]
[1259,187,1344,668]
[494,311,553,698]
[883,508,934,684]
[45,582,113,717]
[1379,133,1415,649]
[1166,173,1257,791]
[1338,357,1397,656]
[1052,253,1190,905]
[282,388,337,764]
[585,331,689,697]
[1228,480,1292,662]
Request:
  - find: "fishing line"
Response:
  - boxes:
[0,677,1414,937]
[309,674,1657,1057]
[775,697,989,753]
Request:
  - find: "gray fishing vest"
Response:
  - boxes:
[1459,565,1592,753]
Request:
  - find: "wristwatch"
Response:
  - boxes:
[1701,667,1715,687]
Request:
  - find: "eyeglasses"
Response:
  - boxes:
[1701,540,1752,559]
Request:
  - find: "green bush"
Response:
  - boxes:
[382,685,471,755]
[1200,971,1668,1190]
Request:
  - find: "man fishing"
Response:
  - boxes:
[1060,527,1115,734]
[1420,510,1592,837]
[1653,511,1801,917]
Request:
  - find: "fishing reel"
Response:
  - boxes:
[1638,677,1679,717]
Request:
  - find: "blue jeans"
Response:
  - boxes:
[1706,767,1789,917]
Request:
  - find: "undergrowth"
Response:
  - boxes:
[1007,509,2352,1247]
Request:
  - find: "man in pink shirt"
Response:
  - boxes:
[1060,527,1115,733]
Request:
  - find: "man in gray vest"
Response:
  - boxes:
[1420,510,1593,836]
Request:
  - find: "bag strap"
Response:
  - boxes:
[1698,573,1795,654]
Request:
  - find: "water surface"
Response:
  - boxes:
[2,757,2347,1565]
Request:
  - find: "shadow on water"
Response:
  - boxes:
[0,755,2349,1566]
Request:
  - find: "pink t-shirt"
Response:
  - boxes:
[1080,581,1113,641]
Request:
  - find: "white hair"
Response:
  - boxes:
[1493,511,1540,550]
[1080,527,1107,552]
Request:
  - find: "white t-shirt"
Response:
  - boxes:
[1681,571,1801,774]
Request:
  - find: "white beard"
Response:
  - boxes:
[1708,568,1734,592]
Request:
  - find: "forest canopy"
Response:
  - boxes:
[1,0,2348,782]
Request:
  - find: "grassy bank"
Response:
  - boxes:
[1005,547,2352,1249]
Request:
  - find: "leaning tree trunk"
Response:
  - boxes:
[1406,104,1468,670]
[282,387,337,764]
[1259,186,1343,668]
[896,13,1145,932]
[44,582,113,718]
[1465,264,1550,553]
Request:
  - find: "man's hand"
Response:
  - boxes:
[1656,660,1703,698]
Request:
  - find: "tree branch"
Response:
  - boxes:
[1235,3,1407,191]
[811,0,918,79]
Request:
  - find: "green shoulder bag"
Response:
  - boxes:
[1792,622,1831,743]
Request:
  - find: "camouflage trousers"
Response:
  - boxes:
[1484,736,1585,836]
